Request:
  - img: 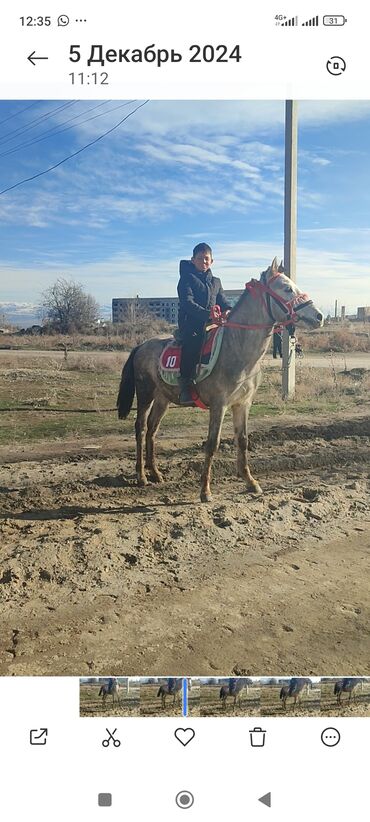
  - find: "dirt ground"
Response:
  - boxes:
[0,406,369,677]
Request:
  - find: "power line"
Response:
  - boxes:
[0,101,137,160]
[0,100,41,127]
[0,100,150,196]
[0,101,77,147]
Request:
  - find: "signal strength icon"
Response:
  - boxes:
[282,15,298,25]
[302,15,319,25]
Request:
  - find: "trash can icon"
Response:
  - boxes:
[249,726,266,747]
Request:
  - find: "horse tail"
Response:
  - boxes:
[219,687,224,699]
[334,681,341,695]
[117,346,139,420]
[280,687,286,700]
[157,686,163,697]
[99,686,104,696]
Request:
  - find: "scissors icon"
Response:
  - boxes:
[102,728,121,748]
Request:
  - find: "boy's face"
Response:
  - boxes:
[192,251,213,272]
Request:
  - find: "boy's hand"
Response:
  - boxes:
[219,309,231,325]
[210,305,222,322]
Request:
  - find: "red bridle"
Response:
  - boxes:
[210,274,312,330]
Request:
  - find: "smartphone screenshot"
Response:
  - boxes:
[0,1,369,819]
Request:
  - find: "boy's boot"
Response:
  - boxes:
[178,377,195,406]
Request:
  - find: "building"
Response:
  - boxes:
[112,290,243,325]
[112,296,179,324]
[357,306,370,321]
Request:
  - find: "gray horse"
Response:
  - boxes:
[117,258,323,502]
[334,678,361,704]
[280,677,311,710]
[157,678,182,709]
[99,677,120,708]
[219,677,253,710]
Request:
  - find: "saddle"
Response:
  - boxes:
[158,325,224,386]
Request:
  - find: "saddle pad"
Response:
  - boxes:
[159,326,224,386]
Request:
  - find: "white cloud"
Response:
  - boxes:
[70,100,370,140]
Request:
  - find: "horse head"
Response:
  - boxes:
[261,257,323,329]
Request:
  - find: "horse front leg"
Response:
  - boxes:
[231,403,262,494]
[145,396,169,483]
[200,404,226,502]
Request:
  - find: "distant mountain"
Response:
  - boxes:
[0,302,111,328]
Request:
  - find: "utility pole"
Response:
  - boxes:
[282,100,298,398]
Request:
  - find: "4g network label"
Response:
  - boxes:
[69,43,242,68]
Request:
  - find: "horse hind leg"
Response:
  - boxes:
[232,404,262,494]
[135,389,154,487]
[145,396,169,483]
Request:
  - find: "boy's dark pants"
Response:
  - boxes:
[180,330,204,380]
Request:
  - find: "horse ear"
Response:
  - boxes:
[278,259,284,273]
[270,257,279,275]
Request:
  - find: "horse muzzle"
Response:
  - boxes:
[296,308,323,329]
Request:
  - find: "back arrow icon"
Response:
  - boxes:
[28,51,49,66]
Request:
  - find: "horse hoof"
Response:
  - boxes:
[200,491,212,503]
[151,472,164,484]
[250,484,262,495]
[137,477,148,487]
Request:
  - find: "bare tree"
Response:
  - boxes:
[41,278,100,333]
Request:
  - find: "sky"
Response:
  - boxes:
[0,99,369,325]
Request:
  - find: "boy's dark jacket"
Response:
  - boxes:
[177,259,231,334]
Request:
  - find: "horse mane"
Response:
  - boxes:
[228,267,271,319]
[228,280,250,318]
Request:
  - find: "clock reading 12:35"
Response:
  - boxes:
[20,16,52,25]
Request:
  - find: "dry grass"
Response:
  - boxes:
[0,319,174,352]
[300,325,370,352]
[261,362,370,411]
[0,350,368,446]
[61,353,124,373]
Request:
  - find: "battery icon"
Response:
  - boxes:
[323,15,347,25]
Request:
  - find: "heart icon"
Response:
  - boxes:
[174,727,195,746]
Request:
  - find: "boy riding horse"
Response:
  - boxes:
[177,243,232,405]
